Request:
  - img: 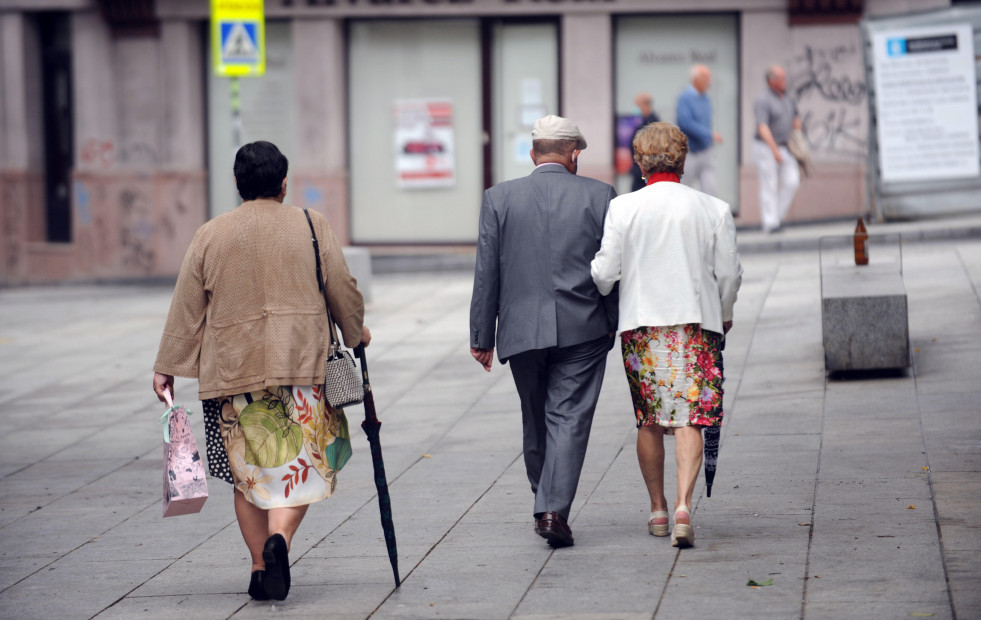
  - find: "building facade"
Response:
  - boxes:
[0,0,948,285]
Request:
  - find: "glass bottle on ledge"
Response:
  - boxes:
[854,216,869,266]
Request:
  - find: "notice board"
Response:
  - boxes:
[862,7,981,219]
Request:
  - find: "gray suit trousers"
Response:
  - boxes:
[508,335,612,520]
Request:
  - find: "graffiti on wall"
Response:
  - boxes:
[81,140,115,169]
[74,180,93,226]
[790,40,868,160]
[118,141,158,167]
[119,186,155,272]
[1,181,26,276]
[159,178,192,242]
[81,139,159,169]
[74,180,115,267]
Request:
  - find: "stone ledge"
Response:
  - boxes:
[821,263,910,371]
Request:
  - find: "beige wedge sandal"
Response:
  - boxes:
[671,505,694,548]
[648,510,669,537]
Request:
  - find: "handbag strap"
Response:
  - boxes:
[303,208,341,351]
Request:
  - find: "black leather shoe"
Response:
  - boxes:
[537,511,574,548]
[248,570,269,600]
[262,534,290,601]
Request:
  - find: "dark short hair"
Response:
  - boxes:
[532,139,577,158]
[233,141,288,201]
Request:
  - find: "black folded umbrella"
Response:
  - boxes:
[703,425,720,498]
[354,345,401,588]
[703,343,725,498]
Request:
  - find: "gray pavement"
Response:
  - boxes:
[1,223,980,619]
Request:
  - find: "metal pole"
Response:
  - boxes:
[230,76,242,148]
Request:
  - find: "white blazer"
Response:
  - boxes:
[590,182,742,335]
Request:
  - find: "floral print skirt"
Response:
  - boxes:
[620,324,724,430]
[202,385,352,509]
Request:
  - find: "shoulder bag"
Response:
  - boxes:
[303,209,364,409]
[786,129,814,177]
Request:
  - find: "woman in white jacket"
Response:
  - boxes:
[591,122,742,548]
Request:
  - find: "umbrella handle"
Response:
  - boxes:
[354,344,370,388]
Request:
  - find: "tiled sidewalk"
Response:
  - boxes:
[0,236,978,620]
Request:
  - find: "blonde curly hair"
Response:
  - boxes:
[633,122,688,176]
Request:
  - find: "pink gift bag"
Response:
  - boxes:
[161,390,208,517]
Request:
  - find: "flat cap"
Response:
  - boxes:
[531,114,587,150]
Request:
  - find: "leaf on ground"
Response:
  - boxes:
[747,578,773,587]
[907,504,916,509]
[798,522,812,526]
[922,466,930,471]
[910,613,935,617]
[422,454,433,458]
[914,347,921,353]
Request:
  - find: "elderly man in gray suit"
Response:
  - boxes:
[470,115,617,548]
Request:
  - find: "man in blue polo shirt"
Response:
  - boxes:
[676,64,722,197]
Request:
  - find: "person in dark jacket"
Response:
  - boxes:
[470,115,617,548]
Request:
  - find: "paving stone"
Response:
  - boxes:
[93,593,246,620]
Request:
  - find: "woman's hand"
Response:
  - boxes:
[153,372,175,403]
[360,325,372,347]
[723,320,733,334]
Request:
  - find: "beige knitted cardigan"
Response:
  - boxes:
[154,200,365,400]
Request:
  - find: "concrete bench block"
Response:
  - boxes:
[821,264,909,371]
[342,247,373,304]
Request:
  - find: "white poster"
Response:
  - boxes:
[872,24,980,183]
[393,99,456,189]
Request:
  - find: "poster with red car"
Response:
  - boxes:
[394,99,455,189]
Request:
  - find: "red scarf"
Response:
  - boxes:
[645,172,681,185]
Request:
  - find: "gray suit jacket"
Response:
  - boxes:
[470,164,618,362]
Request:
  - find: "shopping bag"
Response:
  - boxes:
[160,389,208,517]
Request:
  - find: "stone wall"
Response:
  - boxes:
[0,11,207,286]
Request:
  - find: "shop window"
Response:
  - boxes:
[348,19,483,243]
[38,12,74,243]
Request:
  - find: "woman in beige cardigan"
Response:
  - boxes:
[152,141,370,601]
[591,123,741,548]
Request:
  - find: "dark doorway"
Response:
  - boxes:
[39,12,74,243]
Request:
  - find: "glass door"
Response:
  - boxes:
[615,14,739,210]
[491,21,559,185]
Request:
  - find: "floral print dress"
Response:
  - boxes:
[202,385,352,509]
[620,324,724,430]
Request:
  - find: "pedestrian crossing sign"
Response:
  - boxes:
[211,0,265,77]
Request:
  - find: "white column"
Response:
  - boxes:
[0,13,43,170]
[160,20,205,170]
[561,13,614,184]
[292,18,346,173]
[72,10,119,171]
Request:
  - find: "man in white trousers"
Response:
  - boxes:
[752,65,801,233]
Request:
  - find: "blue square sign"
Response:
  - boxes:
[220,21,259,64]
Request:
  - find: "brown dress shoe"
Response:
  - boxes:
[537,511,574,548]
